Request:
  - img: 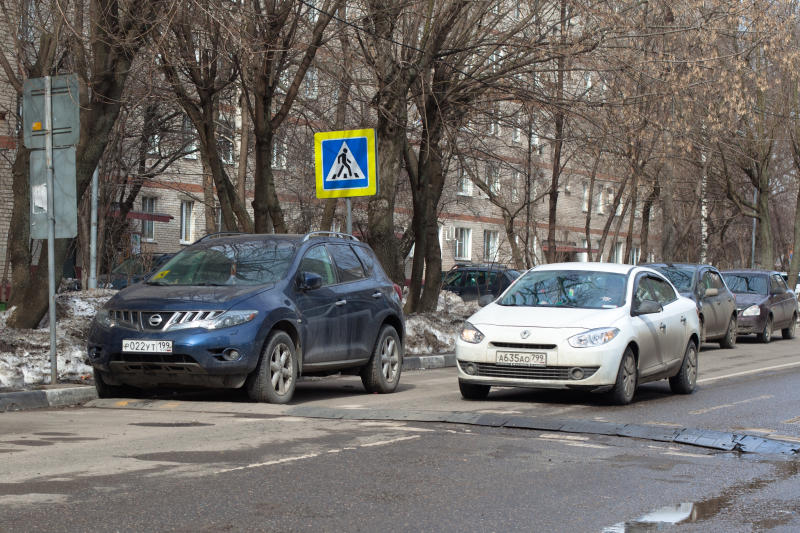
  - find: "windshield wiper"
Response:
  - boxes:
[146,280,169,286]
[194,282,228,286]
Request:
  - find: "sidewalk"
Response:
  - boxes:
[0,353,456,412]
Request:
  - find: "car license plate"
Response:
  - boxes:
[496,351,546,366]
[122,340,173,353]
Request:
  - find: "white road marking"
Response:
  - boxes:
[216,453,321,474]
[361,435,421,447]
[538,433,590,441]
[663,451,710,459]
[689,395,773,415]
[698,361,800,384]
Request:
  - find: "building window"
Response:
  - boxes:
[457,172,473,196]
[579,238,589,262]
[630,246,641,265]
[595,186,605,215]
[611,242,623,264]
[512,123,521,144]
[219,137,234,165]
[305,67,319,99]
[142,196,156,241]
[455,227,472,260]
[182,115,198,159]
[272,139,286,169]
[511,171,520,203]
[180,200,194,244]
[487,163,500,195]
[484,230,499,262]
[582,182,589,212]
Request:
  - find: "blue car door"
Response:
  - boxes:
[327,243,375,360]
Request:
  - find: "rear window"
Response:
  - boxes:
[653,266,695,292]
[723,274,767,295]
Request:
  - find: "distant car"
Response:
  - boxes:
[87,232,405,404]
[441,264,521,301]
[455,263,700,405]
[645,263,737,348]
[722,270,797,342]
[99,253,174,290]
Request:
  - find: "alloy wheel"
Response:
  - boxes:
[380,336,400,383]
[269,343,294,395]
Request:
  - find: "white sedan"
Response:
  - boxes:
[456,263,701,404]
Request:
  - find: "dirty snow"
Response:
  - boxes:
[0,288,476,390]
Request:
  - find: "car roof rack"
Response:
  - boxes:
[193,231,246,244]
[302,231,360,242]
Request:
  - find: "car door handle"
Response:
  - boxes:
[335,300,347,307]
[372,292,383,299]
[659,324,667,332]
[680,316,687,324]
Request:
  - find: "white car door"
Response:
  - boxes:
[630,275,667,375]
[648,275,688,363]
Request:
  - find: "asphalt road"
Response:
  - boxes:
[1,335,799,532]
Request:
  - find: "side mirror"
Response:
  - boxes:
[704,287,719,298]
[632,298,662,316]
[298,271,323,291]
[478,294,494,307]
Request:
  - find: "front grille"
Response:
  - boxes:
[108,309,223,331]
[111,353,197,364]
[464,362,598,380]
[490,342,558,350]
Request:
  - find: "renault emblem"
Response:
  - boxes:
[149,314,163,327]
[520,329,531,339]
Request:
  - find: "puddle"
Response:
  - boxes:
[128,422,213,428]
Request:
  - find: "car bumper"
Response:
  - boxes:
[455,328,624,392]
[736,313,766,335]
[87,321,264,389]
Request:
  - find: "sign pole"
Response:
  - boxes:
[89,167,98,289]
[346,198,352,234]
[44,76,57,384]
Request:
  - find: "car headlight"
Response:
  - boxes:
[568,327,620,348]
[166,310,259,331]
[94,309,115,328]
[741,305,760,317]
[460,321,485,344]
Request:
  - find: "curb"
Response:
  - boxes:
[403,353,456,370]
[0,386,98,412]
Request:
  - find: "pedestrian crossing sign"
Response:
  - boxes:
[314,128,378,198]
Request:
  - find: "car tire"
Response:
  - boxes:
[757,316,773,344]
[608,347,637,405]
[669,340,698,395]
[782,313,797,340]
[246,330,297,404]
[459,380,491,400]
[361,325,402,394]
[719,316,737,349]
[93,368,134,399]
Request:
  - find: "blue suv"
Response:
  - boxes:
[87,232,405,404]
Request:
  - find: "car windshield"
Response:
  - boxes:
[111,257,145,276]
[723,274,767,295]
[653,266,695,292]
[498,270,627,309]
[147,240,296,286]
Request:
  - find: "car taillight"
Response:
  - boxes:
[393,284,403,301]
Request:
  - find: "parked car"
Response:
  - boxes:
[441,264,521,302]
[99,253,174,290]
[722,270,797,342]
[87,232,405,404]
[645,263,737,348]
[455,263,700,405]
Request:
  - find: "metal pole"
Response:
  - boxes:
[346,198,352,234]
[89,167,98,289]
[751,187,758,269]
[44,75,57,384]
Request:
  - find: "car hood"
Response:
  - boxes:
[105,283,275,310]
[732,293,767,308]
[468,303,628,330]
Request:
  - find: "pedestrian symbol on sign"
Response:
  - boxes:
[327,143,364,181]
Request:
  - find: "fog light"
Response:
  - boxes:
[569,367,584,380]
[223,349,242,361]
[462,362,477,375]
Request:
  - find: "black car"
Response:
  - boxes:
[441,264,521,302]
[645,263,738,348]
[87,232,405,404]
[722,269,797,342]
